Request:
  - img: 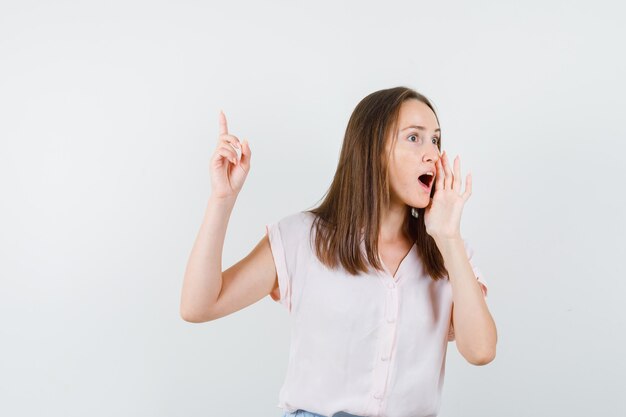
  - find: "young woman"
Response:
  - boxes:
[180,86,497,417]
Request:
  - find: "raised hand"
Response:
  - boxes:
[423,150,472,242]
[209,110,251,199]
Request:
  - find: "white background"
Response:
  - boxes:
[1,1,624,416]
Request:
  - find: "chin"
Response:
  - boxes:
[407,197,430,209]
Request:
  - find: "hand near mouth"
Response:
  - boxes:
[423,150,472,242]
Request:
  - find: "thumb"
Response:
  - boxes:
[240,138,250,163]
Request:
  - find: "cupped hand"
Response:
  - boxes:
[423,150,472,241]
[209,110,251,199]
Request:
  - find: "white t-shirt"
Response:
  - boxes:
[266,211,488,417]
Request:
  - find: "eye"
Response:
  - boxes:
[409,134,440,145]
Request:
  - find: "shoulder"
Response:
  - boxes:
[267,211,319,249]
[273,211,316,233]
[288,210,316,224]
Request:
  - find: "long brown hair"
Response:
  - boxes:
[305,86,448,280]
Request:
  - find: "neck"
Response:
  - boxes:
[379,202,410,244]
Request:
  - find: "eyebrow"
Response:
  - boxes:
[401,125,441,134]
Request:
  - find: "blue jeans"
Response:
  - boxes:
[282,410,364,417]
[282,411,326,417]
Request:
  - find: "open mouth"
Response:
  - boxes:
[418,173,434,188]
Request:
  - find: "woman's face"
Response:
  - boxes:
[385,99,442,210]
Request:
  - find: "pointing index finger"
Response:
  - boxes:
[218,110,228,135]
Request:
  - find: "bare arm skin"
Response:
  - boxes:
[179,111,278,323]
[180,195,278,322]
[437,236,497,365]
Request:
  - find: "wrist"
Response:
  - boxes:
[208,193,237,207]
[433,234,463,251]
[432,232,462,243]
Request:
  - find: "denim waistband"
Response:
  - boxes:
[283,410,365,417]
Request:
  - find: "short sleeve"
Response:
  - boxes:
[448,239,489,342]
[266,222,292,313]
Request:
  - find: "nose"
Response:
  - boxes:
[423,146,441,164]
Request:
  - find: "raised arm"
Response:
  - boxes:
[180,111,276,322]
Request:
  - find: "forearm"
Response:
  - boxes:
[180,194,237,321]
[435,237,497,364]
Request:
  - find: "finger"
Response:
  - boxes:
[242,138,250,156]
[453,155,461,192]
[441,150,447,188]
[233,138,249,173]
[228,141,242,162]
[217,145,238,164]
[434,158,444,191]
[239,138,251,166]
[443,150,453,189]
[218,110,228,136]
[219,135,242,160]
[214,151,236,166]
[219,135,242,164]
[462,172,472,201]
[219,134,241,148]
[222,136,242,162]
